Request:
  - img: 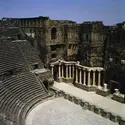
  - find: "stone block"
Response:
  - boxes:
[112,93,125,103]
[99,108,104,116]
[63,77,74,84]
[68,95,73,101]
[119,118,125,125]
[110,114,119,123]
[73,97,78,104]
[83,102,89,110]
[58,91,63,97]
[94,106,99,114]
[102,110,111,119]
[96,88,110,97]
[80,100,85,107]
[65,94,70,100]
[56,77,63,83]
[88,104,95,112]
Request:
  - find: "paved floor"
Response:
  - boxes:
[26,98,117,125]
[53,82,125,119]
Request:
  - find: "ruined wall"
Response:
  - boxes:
[90,22,105,67]
[43,19,79,62]
[79,21,105,67]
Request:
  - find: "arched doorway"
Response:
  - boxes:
[51,27,57,40]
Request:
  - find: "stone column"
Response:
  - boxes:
[61,64,64,78]
[83,69,86,85]
[75,66,78,83]
[69,65,71,78]
[87,69,91,87]
[66,64,68,79]
[58,63,61,78]
[50,64,54,77]
[92,69,96,86]
[79,67,82,84]
[72,65,74,78]
[97,70,101,88]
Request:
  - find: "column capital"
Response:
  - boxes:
[82,68,86,71]
[87,69,91,72]
[92,69,96,72]
[65,64,68,66]
[97,69,102,72]
[50,64,54,67]
[78,66,81,69]
[58,63,61,65]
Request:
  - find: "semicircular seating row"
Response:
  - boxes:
[0,72,49,125]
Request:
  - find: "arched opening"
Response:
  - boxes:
[51,27,57,40]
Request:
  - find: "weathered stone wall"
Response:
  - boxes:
[78,21,105,67]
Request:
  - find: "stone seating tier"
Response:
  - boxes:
[0,72,49,125]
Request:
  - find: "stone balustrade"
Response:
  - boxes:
[50,59,107,92]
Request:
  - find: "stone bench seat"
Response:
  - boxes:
[0,72,49,124]
[3,81,38,90]
[19,94,48,125]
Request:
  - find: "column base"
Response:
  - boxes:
[96,88,110,97]
[112,93,125,103]
[63,77,74,83]
[74,83,97,92]
[56,77,63,83]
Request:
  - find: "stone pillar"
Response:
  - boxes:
[83,69,86,85]
[50,64,54,77]
[58,64,61,78]
[114,89,120,95]
[69,65,71,78]
[79,67,82,84]
[62,64,64,78]
[75,66,78,83]
[98,70,101,88]
[92,70,96,86]
[104,83,108,91]
[66,64,68,79]
[87,70,91,87]
[72,65,74,78]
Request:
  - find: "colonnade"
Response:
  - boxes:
[50,61,75,79]
[50,60,104,89]
[75,66,102,88]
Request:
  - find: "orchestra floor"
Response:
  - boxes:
[26,98,117,125]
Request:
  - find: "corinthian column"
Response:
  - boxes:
[83,69,86,85]
[58,63,61,78]
[61,64,64,78]
[72,65,74,78]
[75,66,78,83]
[87,69,91,87]
[92,69,96,86]
[66,64,68,79]
[98,69,101,89]
[69,65,71,78]
[79,67,82,84]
